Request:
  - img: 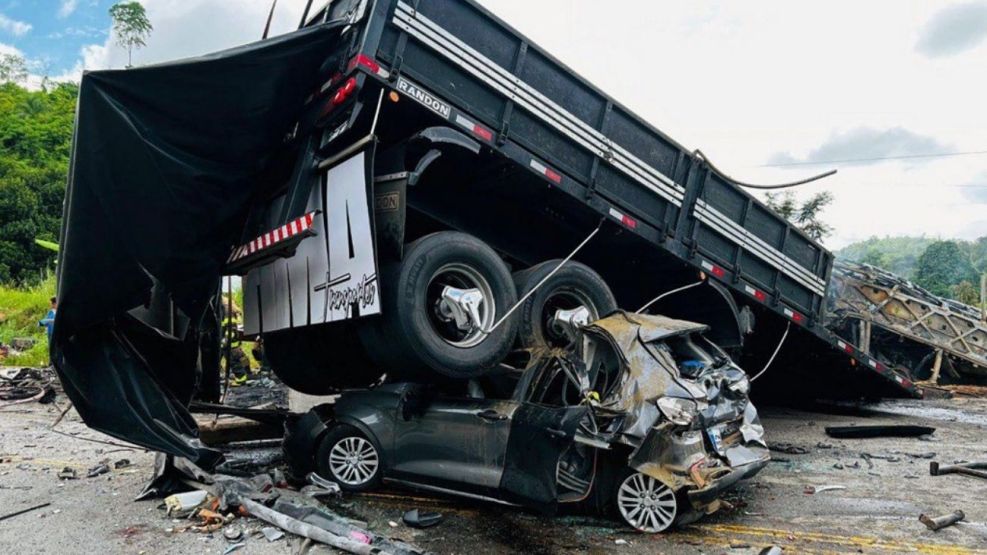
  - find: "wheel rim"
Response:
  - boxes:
[427,262,496,348]
[617,472,677,533]
[542,287,598,347]
[328,436,379,486]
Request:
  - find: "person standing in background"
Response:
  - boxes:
[39,296,57,344]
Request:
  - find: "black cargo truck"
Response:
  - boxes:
[55,0,918,465]
[231,0,919,398]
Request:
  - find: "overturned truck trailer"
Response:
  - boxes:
[829,261,987,385]
[55,0,919,466]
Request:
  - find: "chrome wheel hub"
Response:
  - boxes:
[328,436,379,486]
[427,263,496,348]
[617,472,677,533]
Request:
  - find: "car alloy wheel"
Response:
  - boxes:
[616,472,677,533]
[327,436,379,486]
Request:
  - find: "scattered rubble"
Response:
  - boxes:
[0,367,56,407]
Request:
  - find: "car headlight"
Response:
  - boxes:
[657,397,698,426]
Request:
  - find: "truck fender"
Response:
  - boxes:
[406,126,481,186]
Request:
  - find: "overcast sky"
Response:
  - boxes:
[2,0,986,249]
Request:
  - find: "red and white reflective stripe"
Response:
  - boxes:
[700,260,726,278]
[607,207,637,229]
[837,340,854,354]
[454,114,493,142]
[530,159,563,184]
[867,358,882,371]
[743,285,767,302]
[348,54,389,78]
[782,307,804,324]
[229,211,316,263]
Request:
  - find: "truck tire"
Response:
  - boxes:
[360,231,518,379]
[513,260,616,350]
[264,323,382,395]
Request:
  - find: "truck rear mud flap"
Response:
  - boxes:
[53,23,348,466]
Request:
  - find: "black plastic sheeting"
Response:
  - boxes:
[52,23,346,467]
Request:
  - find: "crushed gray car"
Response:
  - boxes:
[285,311,769,533]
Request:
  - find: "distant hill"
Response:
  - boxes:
[836,236,938,279]
[837,236,986,305]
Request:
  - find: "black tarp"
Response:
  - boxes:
[53,23,346,467]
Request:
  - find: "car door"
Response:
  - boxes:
[390,396,519,492]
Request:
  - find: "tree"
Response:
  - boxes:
[951,281,980,306]
[914,240,977,297]
[0,81,78,283]
[0,54,27,84]
[109,2,153,68]
[764,190,834,241]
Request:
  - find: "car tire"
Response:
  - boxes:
[264,324,382,395]
[512,260,616,350]
[359,231,518,380]
[608,467,679,533]
[315,424,382,493]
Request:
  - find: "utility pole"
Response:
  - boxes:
[980,272,986,322]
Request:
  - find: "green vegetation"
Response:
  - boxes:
[839,236,987,306]
[764,190,834,241]
[0,276,55,367]
[109,1,153,68]
[0,81,78,284]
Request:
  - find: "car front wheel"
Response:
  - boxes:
[615,470,679,533]
[315,424,382,493]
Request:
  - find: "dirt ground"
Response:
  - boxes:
[2,378,987,554]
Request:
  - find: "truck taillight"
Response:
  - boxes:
[321,77,358,117]
[332,77,358,105]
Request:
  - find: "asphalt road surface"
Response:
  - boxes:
[2,380,986,554]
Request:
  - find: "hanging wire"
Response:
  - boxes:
[750,322,791,383]
[636,280,706,314]
[694,149,837,190]
[479,219,603,335]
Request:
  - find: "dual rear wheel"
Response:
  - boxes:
[267,230,616,390]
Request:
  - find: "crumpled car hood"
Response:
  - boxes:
[579,311,769,510]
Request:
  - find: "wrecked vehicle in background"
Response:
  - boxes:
[285,311,769,533]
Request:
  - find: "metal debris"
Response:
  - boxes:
[0,502,51,522]
[261,526,285,542]
[402,509,443,529]
[86,463,110,478]
[57,467,77,480]
[825,425,935,439]
[930,461,987,480]
[919,510,965,531]
[804,485,846,494]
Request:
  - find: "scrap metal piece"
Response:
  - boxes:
[0,502,51,522]
[919,510,965,531]
[930,461,987,480]
[825,425,935,439]
[402,509,444,528]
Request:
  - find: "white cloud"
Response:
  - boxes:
[45,0,987,249]
[58,0,79,19]
[0,42,21,57]
[0,13,32,36]
[916,1,987,58]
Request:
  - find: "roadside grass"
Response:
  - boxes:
[0,276,55,367]
[0,278,260,370]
